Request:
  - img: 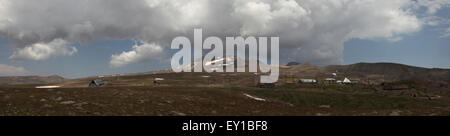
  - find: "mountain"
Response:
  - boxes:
[144,60,449,87]
[325,63,450,82]
[0,75,66,85]
[286,62,301,66]
[282,62,450,87]
[53,61,450,90]
[174,56,263,72]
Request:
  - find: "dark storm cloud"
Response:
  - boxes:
[0,0,447,66]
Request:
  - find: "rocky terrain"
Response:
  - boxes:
[0,62,449,116]
[0,75,65,85]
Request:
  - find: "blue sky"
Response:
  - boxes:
[344,8,450,68]
[1,24,448,79]
[0,39,171,78]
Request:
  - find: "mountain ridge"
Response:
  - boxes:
[0,75,65,85]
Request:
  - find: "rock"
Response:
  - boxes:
[170,111,186,116]
[428,113,438,116]
[60,101,76,105]
[252,110,261,114]
[40,99,47,102]
[91,102,106,107]
[319,105,331,108]
[73,102,88,107]
[42,104,53,108]
[54,97,63,101]
[315,113,331,116]
[183,97,192,101]
[389,110,401,116]
[3,95,10,99]
[211,110,218,114]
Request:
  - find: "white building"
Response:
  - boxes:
[300,79,317,84]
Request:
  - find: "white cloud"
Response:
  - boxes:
[0,64,30,76]
[232,0,311,36]
[442,28,450,38]
[414,0,450,14]
[0,0,448,65]
[9,39,77,61]
[110,41,163,68]
[422,16,448,26]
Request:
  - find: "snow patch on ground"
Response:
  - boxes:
[35,86,61,89]
[243,93,266,101]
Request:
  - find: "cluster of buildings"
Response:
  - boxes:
[299,77,356,84]
[298,72,358,85]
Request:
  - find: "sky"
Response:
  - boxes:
[344,7,450,68]
[0,0,449,78]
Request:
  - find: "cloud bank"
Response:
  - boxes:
[110,41,163,68]
[414,0,450,14]
[0,0,448,66]
[9,39,77,61]
[0,64,30,76]
[443,28,450,38]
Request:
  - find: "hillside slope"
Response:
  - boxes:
[0,75,65,85]
[280,62,450,88]
[325,63,450,83]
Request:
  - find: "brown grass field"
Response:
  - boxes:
[1,71,450,116]
[1,62,450,116]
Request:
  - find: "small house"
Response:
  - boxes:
[325,78,336,84]
[299,79,317,84]
[258,83,276,88]
[153,77,164,85]
[343,78,351,84]
[89,79,107,87]
[154,78,165,81]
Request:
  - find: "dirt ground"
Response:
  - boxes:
[1,85,450,116]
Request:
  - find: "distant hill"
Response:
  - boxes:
[0,75,65,85]
[127,61,450,87]
[56,61,449,89]
[325,63,450,82]
[282,62,450,87]
[286,62,301,66]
